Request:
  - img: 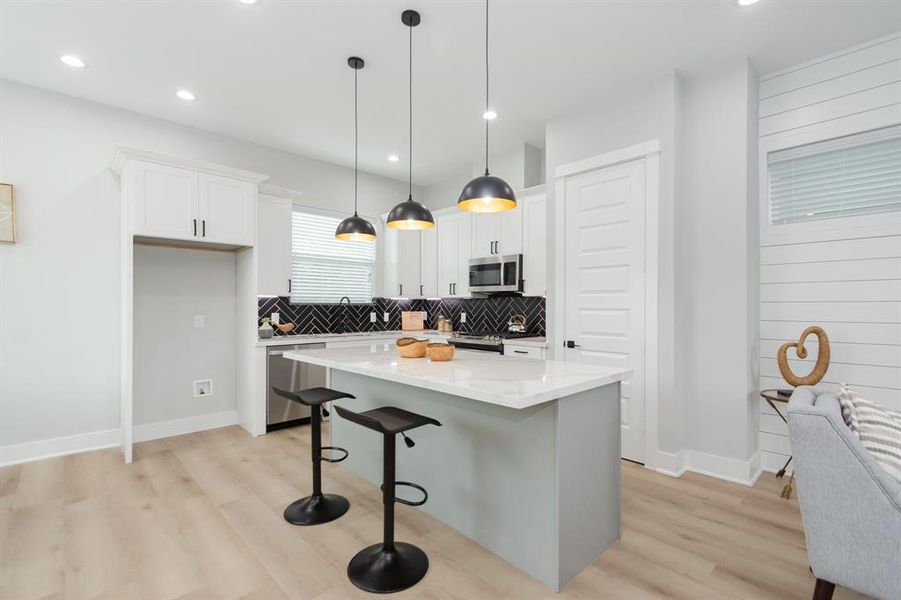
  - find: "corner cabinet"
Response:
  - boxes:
[125,157,259,247]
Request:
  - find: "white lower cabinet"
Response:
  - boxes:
[257,194,292,297]
[503,344,547,359]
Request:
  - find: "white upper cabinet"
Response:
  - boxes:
[198,173,255,246]
[520,189,547,296]
[396,231,421,298]
[471,206,523,258]
[420,226,438,298]
[132,161,199,241]
[114,147,265,247]
[257,193,293,297]
[379,222,422,298]
[436,212,472,297]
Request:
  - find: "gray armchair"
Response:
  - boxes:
[787,386,901,600]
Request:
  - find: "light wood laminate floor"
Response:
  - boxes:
[0,425,868,600]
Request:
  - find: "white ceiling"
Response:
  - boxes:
[2,1,898,186]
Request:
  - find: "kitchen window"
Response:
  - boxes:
[290,210,376,303]
[768,125,901,225]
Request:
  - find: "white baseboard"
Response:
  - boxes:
[651,449,687,478]
[0,428,121,467]
[685,449,761,486]
[133,410,239,443]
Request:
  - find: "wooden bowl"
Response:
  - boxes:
[397,337,428,358]
[276,323,295,333]
[427,343,455,362]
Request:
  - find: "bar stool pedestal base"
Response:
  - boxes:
[347,542,429,593]
[284,494,349,526]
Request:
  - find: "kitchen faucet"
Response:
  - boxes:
[338,297,352,333]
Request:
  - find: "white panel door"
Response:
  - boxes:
[420,226,438,297]
[397,231,421,298]
[497,205,523,255]
[521,191,547,296]
[437,213,458,297]
[198,173,255,246]
[564,160,646,463]
[132,161,199,241]
[257,194,292,297]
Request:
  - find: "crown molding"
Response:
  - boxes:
[259,183,303,199]
[109,145,270,183]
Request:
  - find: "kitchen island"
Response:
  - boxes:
[283,343,631,591]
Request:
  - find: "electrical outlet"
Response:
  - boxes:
[460,312,467,324]
[193,315,204,328]
[271,312,280,324]
[370,312,377,323]
[193,379,213,398]
[383,312,389,323]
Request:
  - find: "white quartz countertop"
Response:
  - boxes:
[256,330,447,347]
[283,345,631,409]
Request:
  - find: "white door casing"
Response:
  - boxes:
[563,159,647,463]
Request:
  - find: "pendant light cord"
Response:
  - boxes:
[484,0,490,175]
[408,20,413,200]
[354,65,359,215]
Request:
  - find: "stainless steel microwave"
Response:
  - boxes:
[468,254,523,293]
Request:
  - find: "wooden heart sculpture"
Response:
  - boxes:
[777,326,830,387]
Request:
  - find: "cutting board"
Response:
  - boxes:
[401,311,426,331]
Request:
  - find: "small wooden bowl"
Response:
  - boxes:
[275,323,295,333]
[397,337,428,358]
[427,343,454,362]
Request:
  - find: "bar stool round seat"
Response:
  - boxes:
[272,386,355,526]
[334,405,441,594]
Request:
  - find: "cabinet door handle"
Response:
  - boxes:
[399,284,403,296]
[449,283,452,296]
[420,284,423,296]
[288,279,292,293]
[202,220,206,237]
[193,219,197,236]
[513,350,528,355]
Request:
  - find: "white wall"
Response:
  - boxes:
[680,61,760,476]
[0,80,416,457]
[757,34,901,473]
[133,245,237,426]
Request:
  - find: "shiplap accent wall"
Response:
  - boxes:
[757,34,901,473]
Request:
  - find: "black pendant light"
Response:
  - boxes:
[386,9,435,230]
[458,0,516,213]
[336,56,377,241]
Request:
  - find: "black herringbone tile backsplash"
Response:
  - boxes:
[258,296,545,337]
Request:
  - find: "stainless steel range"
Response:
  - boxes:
[448,331,534,353]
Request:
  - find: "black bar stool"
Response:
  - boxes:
[333,405,441,594]
[272,386,355,526]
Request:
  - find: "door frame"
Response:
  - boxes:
[552,139,661,468]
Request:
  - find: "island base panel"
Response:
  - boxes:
[328,370,621,591]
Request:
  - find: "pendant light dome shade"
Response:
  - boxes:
[386,195,435,230]
[457,171,516,213]
[336,56,377,241]
[458,0,516,213]
[336,214,377,240]
[386,9,435,231]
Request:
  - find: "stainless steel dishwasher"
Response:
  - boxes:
[266,343,327,431]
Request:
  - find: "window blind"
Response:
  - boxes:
[768,125,901,225]
[290,211,376,303]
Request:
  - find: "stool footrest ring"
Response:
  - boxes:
[392,481,428,506]
[320,446,349,463]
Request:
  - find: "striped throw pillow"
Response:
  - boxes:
[838,384,901,483]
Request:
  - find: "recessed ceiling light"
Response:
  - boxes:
[737,0,759,5]
[388,155,400,162]
[60,55,86,68]
[176,89,196,101]
[239,0,258,4]
[483,110,497,120]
